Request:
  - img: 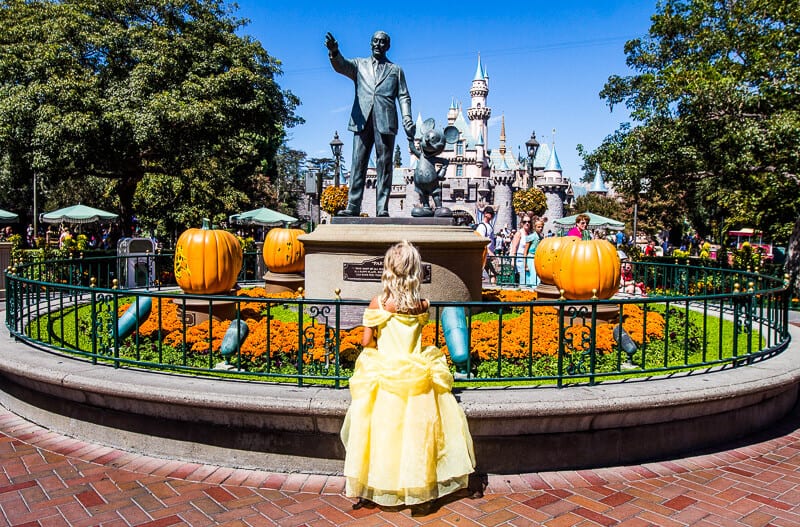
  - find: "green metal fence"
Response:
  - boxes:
[4,254,791,388]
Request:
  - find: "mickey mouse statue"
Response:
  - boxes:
[409,118,459,217]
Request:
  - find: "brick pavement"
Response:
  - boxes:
[1,405,800,526]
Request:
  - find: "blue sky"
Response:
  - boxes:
[234,0,657,184]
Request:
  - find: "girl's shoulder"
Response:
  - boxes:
[395,299,429,315]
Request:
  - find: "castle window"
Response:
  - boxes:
[456,164,463,177]
[457,141,463,155]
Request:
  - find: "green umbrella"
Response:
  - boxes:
[553,212,625,232]
[0,208,18,224]
[41,204,118,224]
[229,207,299,227]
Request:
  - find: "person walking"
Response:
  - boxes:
[510,215,532,285]
[476,206,498,283]
[523,219,545,286]
[341,241,475,515]
[326,31,415,217]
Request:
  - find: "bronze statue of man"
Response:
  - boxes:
[325,31,415,217]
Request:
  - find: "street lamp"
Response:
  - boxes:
[525,132,540,188]
[33,172,38,241]
[632,177,650,248]
[329,131,344,187]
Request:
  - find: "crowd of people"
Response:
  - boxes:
[0,222,130,251]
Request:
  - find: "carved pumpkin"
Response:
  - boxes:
[174,219,243,294]
[534,236,578,285]
[552,239,621,300]
[263,228,306,273]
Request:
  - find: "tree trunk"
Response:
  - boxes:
[116,172,140,238]
[787,214,800,295]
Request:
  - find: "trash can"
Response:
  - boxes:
[117,238,156,289]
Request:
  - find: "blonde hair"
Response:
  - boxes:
[381,240,422,313]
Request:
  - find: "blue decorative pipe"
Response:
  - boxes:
[221,319,249,364]
[116,297,153,342]
[442,306,469,376]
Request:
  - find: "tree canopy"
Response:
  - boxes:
[0,0,301,237]
[584,0,800,282]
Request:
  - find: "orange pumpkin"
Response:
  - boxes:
[552,239,621,300]
[173,219,243,294]
[534,236,578,285]
[263,228,306,273]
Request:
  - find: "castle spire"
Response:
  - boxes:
[499,115,507,155]
[590,165,608,193]
[473,53,485,81]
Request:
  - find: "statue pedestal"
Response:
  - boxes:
[172,297,237,327]
[263,271,304,294]
[534,283,561,300]
[299,221,486,303]
[535,283,619,325]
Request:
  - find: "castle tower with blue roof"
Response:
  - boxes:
[535,132,571,234]
[467,54,491,149]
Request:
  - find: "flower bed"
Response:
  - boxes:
[117,288,667,377]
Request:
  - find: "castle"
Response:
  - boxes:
[323,56,586,234]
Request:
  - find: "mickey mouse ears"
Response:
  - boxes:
[420,118,459,144]
[443,126,459,144]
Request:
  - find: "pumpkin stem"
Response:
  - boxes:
[202,218,211,230]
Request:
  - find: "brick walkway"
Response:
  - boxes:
[1,406,800,526]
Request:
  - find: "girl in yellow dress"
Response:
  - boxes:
[340,240,476,513]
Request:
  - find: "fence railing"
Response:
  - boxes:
[4,254,791,388]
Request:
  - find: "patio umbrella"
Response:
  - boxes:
[553,212,625,232]
[40,204,118,224]
[0,209,18,223]
[229,207,299,227]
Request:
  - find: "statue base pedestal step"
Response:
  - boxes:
[263,271,304,294]
[172,297,237,327]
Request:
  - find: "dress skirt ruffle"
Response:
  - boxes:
[340,309,475,506]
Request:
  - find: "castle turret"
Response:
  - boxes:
[467,55,490,150]
[447,98,458,125]
[492,156,515,233]
[535,139,569,234]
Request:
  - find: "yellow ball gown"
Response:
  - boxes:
[340,303,476,506]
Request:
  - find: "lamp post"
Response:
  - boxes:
[525,132,540,188]
[33,172,38,241]
[329,131,344,187]
[631,177,649,249]
[304,163,323,228]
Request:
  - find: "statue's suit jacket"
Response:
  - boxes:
[329,52,412,135]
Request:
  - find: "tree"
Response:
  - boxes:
[394,145,402,168]
[569,194,627,226]
[0,0,300,237]
[511,187,547,218]
[265,145,307,216]
[585,0,800,288]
